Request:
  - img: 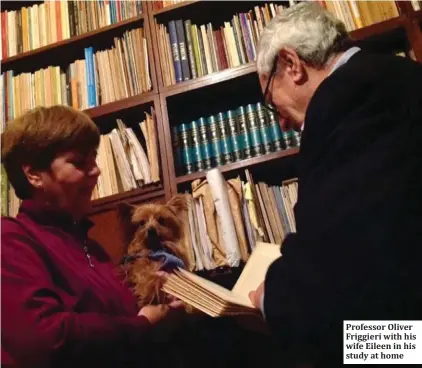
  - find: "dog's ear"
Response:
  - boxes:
[117,202,135,223]
[166,194,188,214]
[117,202,137,247]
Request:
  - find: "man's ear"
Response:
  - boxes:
[22,164,43,189]
[278,48,305,84]
[166,194,188,214]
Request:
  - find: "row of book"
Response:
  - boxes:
[411,0,422,10]
[1,111,160,217]
[151,0,187,12]
[172,102,301,176]
[1,1,143,59]
[155,3,284,85]
[1,27,151,127]
[180,168,298,272]
[93,113,160,200]
[322,0,399,31]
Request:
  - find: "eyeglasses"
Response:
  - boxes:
[262,55,279,115]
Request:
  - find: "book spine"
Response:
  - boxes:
[256,102,273,154]
[217,112,233,164]
[168,20,183,83]
[184,20,197,79]
[197,26,208,75]
[267,111,284,151]
[237,106,252,159]
[191,120,204,172]
[179,122,194,175]
[1,12,7,59]
[207,115,224,167]
[172,125,183,174]
[175,19,191,81]
[282,129,293,149]
[226,109,243,162]
[84,47,96,108]
[68,1,75,37]
[246,104,264,157]
[198,117,213,170]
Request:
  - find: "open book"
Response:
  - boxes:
[162,242,281,317]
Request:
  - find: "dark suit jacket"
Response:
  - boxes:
[264,51,422,367]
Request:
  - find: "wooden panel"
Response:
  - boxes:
[88,194,166,265]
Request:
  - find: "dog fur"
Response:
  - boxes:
[119,194,189,308]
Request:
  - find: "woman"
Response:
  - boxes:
[1,106,183,367]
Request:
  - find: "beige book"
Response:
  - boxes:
[163,241,281,317]
[200,25,214,74]
[103,134,119,195]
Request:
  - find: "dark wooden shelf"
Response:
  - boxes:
[84,91,157,119]
[151,1,200,16]
[350,16,405,41]
[161,62,257,97]
[1,15,144,69]
[176,147,300,185]
[414,10,422,21]
[89,183,164,214]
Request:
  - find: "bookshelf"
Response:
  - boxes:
[1,0,422,268]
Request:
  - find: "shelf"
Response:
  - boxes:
[84,91,156,119]
[161,62,257,97]
[89,183,164,214]
[151,1,200,16]
[176,147,300,185]
[414,10,422,21]
[350,16,405,41]
[1,15,144,69]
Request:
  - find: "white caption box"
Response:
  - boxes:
[343,320,422,364]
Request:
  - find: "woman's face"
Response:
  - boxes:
[38,149,100,219]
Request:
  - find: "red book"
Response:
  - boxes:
[56,1,62,41]
[1,11,7,59]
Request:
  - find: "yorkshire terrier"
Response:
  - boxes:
[118,194,189,308]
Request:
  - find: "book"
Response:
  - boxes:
[163,241,281,317]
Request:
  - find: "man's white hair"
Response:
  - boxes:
[256,2,349,75]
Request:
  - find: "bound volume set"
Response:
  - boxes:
[172,102,301,175]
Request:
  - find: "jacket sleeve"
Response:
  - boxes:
[1,223,152,367]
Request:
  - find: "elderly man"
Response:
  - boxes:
[249,2,422,367]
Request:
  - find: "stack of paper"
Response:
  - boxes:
[163,241,281,317]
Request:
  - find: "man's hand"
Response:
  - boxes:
[249,281,265,309]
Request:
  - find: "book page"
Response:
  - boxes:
[232,242,281,298]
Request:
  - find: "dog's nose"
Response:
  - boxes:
[147,228,157,237]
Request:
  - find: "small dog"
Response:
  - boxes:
[118,194,189,308]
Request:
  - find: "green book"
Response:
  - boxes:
[267,111,284,152]
[208,115,224,167]
[198,117,213,170]
[256,102,273,154]
[246,104,264,157]
[227,109,243,162]
[217,112,233,164]
[237,106,252,159]
[179,123,194,175]
[191,120,205,172]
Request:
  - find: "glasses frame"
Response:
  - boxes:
[262,55,279,115]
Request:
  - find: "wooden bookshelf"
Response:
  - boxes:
[2,0,422,262]
[84,91,156,119]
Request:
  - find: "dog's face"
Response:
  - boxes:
[119,195,188,258]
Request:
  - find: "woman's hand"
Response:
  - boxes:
[138,300,184,325]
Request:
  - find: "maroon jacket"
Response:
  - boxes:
[1,200,152,367]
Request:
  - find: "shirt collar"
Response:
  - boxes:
[328,46,361,76]
[301,47,360,132]
[18,199,94,234]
